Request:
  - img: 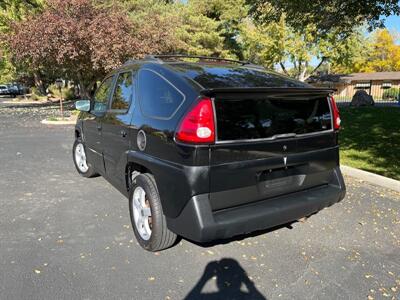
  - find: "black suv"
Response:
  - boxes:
[73,55,346,252]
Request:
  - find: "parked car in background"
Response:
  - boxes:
[73,55,346,252]
[0,85,9,96]
[0,83,28,97]
[8,83,28,97]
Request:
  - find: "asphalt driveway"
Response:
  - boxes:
[0,100,399,300]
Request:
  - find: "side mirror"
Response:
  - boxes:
[75,100,91,112]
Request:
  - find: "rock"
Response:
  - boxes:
[351,90,375,107]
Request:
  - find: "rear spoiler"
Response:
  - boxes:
[200,87,336,97]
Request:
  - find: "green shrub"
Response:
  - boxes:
[70,109,80,116]
[64,88,76,100]
[382,87,400,100]
[30,87,42,101]
[30,93,39,101]
[47,84,60,97]
[48,84,76,100]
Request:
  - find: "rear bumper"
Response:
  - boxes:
[167,166,346,242]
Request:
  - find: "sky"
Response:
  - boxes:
[384,15,400,33]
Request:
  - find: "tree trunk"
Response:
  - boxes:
[298,68,308,82]
[77,72,96,99]
[78,81,96,99]
[33,72,46,95]
[301,57,328,82]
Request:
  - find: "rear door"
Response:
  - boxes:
[208,90,338,210]
[101,71,136,182]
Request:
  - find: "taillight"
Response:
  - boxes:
[176,97,215,144]
[329,96,341,130]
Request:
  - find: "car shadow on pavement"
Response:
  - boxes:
[184,258,266,300]
[186,221,297,249]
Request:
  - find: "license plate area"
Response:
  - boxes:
[257,166,306,195]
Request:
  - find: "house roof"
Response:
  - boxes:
[341,72,400,82]
[307,71,400,84]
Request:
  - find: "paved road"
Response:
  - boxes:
[0,99,399,300]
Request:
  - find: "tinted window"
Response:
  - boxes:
[170,63,309,89]
[111,72,134,111]
[215,96,332,141]
[138,69,185,119]
[93,76,114,113]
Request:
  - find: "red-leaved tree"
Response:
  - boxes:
[5,0,176,98]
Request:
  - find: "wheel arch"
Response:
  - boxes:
[125,161,152,193]
[126,150,209,219]
[75,129,81,139]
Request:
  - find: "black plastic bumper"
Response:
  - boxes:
[167,167,346,242]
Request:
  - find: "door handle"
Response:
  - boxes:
[120,130,127,138]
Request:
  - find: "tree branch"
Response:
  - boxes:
[306,57,327,80]
[279,62,289,76]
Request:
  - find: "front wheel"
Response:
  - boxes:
[72,139,98,178]
[129,173,177,251]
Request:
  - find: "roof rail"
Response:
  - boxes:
[123,55,163,66]
[124,54,265,69]
[143,55,164,63]
[151,54,251,65]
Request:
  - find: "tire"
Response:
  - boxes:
[129,173,177,251]
[72,139,98,178]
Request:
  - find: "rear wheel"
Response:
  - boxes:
[129,173,177,251]
[72,139,98,178]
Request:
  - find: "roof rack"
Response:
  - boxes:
[151,54,250,65]
[124,54,264,69]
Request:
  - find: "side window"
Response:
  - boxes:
[138,69,185,119]
[111,72,134,112]
[93,76,114,113]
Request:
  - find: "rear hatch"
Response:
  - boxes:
[204,88,339,211]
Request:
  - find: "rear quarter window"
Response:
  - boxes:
[138,69,185,120]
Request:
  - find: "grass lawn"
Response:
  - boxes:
[339,106,400,180]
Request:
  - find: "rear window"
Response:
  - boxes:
[214,96,332,141]
[170,63,308,89]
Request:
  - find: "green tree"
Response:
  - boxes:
[0,0,44,83]
[187,0,248,59]
[175,4,228,57]
[0,0,43,32]
[327,30,371,74]
[239,17,367,80]
[248,0,400,36]
[359,29,400,72]
[99,0,228,57]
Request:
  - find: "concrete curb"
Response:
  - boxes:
[341,165,400,192]
[3,100,47,105]
[41,119,76,125]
